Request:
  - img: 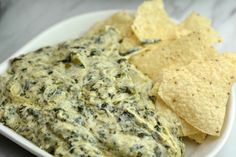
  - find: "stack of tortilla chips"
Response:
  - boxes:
[84,0,236,143]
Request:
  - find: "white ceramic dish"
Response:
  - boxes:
[0,10,235,157]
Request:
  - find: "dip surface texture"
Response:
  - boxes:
[0,28,184,157]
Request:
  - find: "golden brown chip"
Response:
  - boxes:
[155,96,202,137]
[157,57,236,136]
[132,0,176,41]
[84,21,104,36]
[132,0,221,47]
[85,12,133,36]
[221,52,236,64]
[84,11,139,53]
[129,32,217,81]
[188,133,207,144]
[152,79,203,137]
[181,119,202,137]
[177,12,222,44]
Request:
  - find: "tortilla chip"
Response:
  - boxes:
[157,57,236,136]
[181,119,201,137]
[177,12,222,44]
[221,52,236,63]
[85,12,132,36]
[132,0,176,41]
[155,96,201,137]
[84,12,139,54]
[152,79,202,137]
[132,0,221,45]
[188,133,207,144]
[129,32,217,81]
[84,21,103,36]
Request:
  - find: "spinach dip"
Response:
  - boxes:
[0,27,184,157]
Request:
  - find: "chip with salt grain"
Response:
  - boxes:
[132,0,221,47]
[177,12,222,44]
[129,32,217,81]
[155,96,202,137]
[157,57,236,136]
[132,0,176,41]
[84,12,139,53]
[152,76,205,142]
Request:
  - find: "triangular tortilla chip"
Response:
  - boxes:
[177,12,222,44]
[129,32,217,81]
[157,56,236,136]
[155,96,202,137]
[132,0,176,41]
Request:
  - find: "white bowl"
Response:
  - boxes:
[0,10,235,157]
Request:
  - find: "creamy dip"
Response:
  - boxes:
[0,27,184,157]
